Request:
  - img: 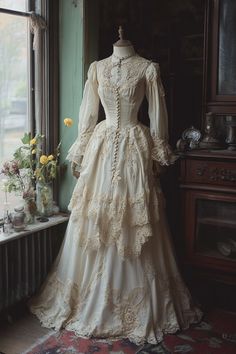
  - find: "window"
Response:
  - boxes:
[0,0,59,218]
[0,0,34,216]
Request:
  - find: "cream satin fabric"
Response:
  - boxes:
[29,54,202,345]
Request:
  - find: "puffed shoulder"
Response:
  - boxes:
[87,61,98,84]
[145,62,160,82]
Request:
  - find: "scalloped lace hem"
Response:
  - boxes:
[29,275,203,346]
[31,308,202,346]
[65,319,202,346]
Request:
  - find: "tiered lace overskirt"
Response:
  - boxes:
[29,121,202,344]
[68,120,162,258]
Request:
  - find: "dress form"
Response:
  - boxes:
[30,25,203,343]
[113,25,135,58]
[71,26,135,179]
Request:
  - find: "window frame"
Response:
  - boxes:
[0,0,59,201]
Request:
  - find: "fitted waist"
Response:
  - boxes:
[93,120,151,142]
[105,114,138,129]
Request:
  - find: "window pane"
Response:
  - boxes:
[0,0,27,12]
[0,13,30,218]
[218,0,236,95]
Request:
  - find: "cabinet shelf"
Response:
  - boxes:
[197,217,236,229]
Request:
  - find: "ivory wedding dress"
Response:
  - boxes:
[30,53,202,345]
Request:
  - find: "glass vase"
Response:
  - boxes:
[36,182,53,217]
[24,198,37,224]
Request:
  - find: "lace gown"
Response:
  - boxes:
[29,54,202,345]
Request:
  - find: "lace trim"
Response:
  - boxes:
[152,137,178,166]
[98,56,150,93]
[66,132,93,164]
[75,224,153,260]
[30,273,203,346]
[68,186,159,259]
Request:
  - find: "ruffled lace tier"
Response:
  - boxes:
[66,131,93,167]
[67,121,165,258]
[69,187,159,259]
[151,136,178,165]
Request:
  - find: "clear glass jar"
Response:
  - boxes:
[36,182,53,217]
[24,198,37,224]
[12,205,26,232]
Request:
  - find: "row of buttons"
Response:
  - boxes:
[111,86,121,181]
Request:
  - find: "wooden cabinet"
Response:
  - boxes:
[179,151,236,284]
[175,1,236,307]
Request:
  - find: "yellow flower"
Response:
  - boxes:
[40,155,48,165]
[48,154,54,161]
[32,149,36,154]
[30,138,37,145]
[64,118,73,127]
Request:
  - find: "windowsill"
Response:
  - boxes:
[0,213,69,245]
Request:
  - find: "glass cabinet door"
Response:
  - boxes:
[206,0,236,114]
[195,199,236,261]
[218,0,236,95]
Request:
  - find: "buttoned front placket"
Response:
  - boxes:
[111,85,121,182]
[111,56,133,182]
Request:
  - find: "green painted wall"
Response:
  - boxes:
[59,0,84,210]
[59,0,99,211]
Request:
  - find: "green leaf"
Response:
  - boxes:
[21,133,31,145]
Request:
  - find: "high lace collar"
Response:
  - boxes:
[111,53,137,64]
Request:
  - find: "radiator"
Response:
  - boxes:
[0,219,67,313]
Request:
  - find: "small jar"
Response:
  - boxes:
[3,202,12,235]
[12,205,26,232]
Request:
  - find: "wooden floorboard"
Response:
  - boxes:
[0,313,53,354]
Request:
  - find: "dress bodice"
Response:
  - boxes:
[66,53,177,170]
[97,55,150,129]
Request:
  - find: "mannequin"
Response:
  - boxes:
[30,24,202,345]
[71,26,135,179]
[112,25,136,58]
[71,26,162,178]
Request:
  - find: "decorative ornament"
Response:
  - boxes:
[176,126,201,151]
[199,112,222,149]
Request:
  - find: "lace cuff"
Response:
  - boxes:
[66,131,93,166]
[151,137,178,166]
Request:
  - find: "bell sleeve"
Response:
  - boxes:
[66,61,100,170]
[145,62,177,166]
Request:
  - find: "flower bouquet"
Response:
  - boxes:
[1,118,73,221]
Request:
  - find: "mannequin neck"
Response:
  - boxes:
[112,45,135,59]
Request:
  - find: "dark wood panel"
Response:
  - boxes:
[182,159,236,187]
[180,153,236,286]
